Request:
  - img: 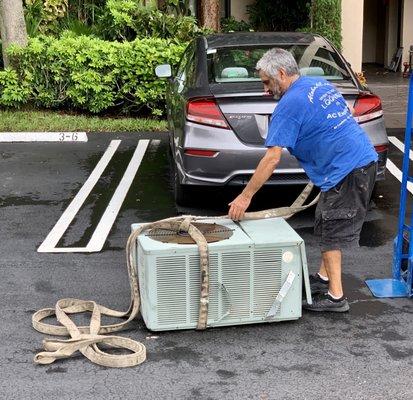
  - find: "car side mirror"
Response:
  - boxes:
[155,64,172,78]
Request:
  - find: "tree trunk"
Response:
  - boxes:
[200,0,220,31]
[0,0,28,67]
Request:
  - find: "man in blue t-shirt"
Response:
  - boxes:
[228,48,378,313]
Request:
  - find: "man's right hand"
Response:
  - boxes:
[228,193,252,221]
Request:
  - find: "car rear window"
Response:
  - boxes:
[207,43,351,83]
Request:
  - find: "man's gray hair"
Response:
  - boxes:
[256,48,299,77]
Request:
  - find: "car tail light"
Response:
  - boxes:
[374,144,388,153]
[353,93,383,123]
[184,149,218,157]
[186,98,229,129]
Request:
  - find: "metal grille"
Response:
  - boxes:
[221,252,251,319]
[189,254,219,323]
[156,256,187,325]
[229,173,309,185]
[253,249,282,316]
[155,249,288,326]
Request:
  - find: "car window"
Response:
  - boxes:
[208,42,351,83]
[309,48,349,80]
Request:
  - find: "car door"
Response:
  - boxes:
[169,42,196,155]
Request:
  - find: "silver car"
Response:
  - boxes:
[156,32,388,205]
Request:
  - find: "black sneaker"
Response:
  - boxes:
[303,293,350,313]
[309,274,329,295]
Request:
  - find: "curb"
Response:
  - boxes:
[0,132,88,142]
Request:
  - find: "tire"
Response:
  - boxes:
[173,161,191,206]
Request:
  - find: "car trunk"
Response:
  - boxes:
[211,82,360,170]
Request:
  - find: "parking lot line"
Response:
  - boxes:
[386,159,413,194]
[37,140,121,253]
[87,139,150,252]
[388,136,413,160]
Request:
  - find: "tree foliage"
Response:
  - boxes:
[98,0,202,41]
[247,0,342,49]
[247,0,310,32]
[301,0,342,49]
[23,0,204,41]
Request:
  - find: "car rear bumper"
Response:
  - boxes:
[177,117,388,186]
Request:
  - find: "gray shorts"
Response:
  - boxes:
[314,161,377,252]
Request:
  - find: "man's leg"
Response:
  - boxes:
[318,259,328,279]
[322,249,343,298]
[305,248,348,312]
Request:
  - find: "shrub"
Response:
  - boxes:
[5,35,185,115]
[221,17,253,33]
[91,0,203,42]
[0,69,32,107]
[300,0,342,50]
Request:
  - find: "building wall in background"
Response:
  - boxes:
[341,0,364,72]
[363,0,378,63]
[230,0,254,21]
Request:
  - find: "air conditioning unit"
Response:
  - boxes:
[131,218,312,331]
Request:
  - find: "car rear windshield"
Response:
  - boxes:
[208,44,351,83]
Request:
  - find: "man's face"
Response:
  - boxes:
[258,69,283,100]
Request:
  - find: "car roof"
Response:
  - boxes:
[204,32,319,49]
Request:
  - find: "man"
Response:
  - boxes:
[228,48,377,313]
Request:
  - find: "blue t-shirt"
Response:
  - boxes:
[265,77,378,191]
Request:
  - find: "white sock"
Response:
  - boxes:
[317,273,329,282]
[328,291,343,300]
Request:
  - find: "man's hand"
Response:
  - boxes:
[228,193,252,221]
[227,147,282,221]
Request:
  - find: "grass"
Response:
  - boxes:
[0,109,168,132]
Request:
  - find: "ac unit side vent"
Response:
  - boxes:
[221,252,251,318]
[156,256,187,325]
[189,254,219,323]
[253,249,283,316]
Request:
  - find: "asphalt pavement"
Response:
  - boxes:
[1,132,412,400]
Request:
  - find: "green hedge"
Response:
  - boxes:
[307,0,342,50]
[2,34,186,115]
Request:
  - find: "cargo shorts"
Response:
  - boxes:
[314,161,377,252]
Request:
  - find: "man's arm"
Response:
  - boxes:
[228,146,282,220]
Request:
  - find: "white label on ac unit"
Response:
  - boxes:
[282,251,294,263]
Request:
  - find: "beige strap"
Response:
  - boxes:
[32,182,318,368]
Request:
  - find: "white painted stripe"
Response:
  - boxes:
[0,132,88,142]
[38,247,91,253]
[388,136,413,160]
[150,139,161,150]
[86,140,150,252]
[386,159,413,195]
[37,140,121,252]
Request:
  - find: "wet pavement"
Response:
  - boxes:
[364,63,410,129]
[1,132,413,400]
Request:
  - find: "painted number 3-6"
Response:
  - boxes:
[59,132,79,141]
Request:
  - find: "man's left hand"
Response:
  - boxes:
[228,193,252,221]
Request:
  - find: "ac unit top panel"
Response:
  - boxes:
[131,218,303,255]
[238,218,303,246]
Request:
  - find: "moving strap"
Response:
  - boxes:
[32,182,318,368]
